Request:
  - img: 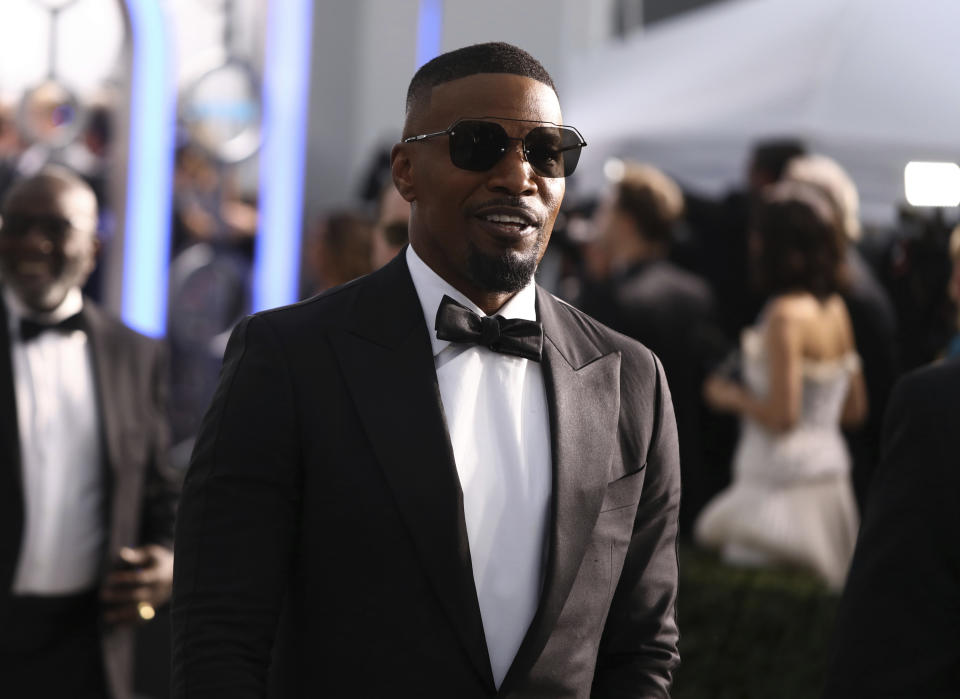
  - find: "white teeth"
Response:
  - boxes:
[483,214,530,225]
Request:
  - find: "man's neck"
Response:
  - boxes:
[3,286,83,323]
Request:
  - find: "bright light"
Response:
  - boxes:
[416,0,443,69]
[603,157,626,182]
[122,0,176,337]
[904,161,960,207]
[252,0,313,312]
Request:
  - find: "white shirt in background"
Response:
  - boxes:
[5,286,105,595]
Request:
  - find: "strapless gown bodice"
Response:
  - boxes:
[694,325,860,590]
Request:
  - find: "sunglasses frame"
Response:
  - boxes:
[402,116,588,178]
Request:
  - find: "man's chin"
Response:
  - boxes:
[9,282,67,314]
[466,245,540,294]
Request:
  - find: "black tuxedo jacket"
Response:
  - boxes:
[0,294,178,699]
[822,359,960,698]
[172,252,681,698]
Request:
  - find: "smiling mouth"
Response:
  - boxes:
[474,210,540,240]
[11,260,54,282]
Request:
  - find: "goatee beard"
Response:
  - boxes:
[465,234,543,294]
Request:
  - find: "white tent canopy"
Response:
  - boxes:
[563,0,960,223]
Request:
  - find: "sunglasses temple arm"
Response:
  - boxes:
[403,129,449,143]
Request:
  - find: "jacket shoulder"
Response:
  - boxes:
[248,271,371,337]
[540,289,660,374]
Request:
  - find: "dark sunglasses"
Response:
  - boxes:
[0,213,73,240]
[403,117,587,178]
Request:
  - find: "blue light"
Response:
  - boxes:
[122,0,176,337]
[252,0,313,312]
[416,0,444,68]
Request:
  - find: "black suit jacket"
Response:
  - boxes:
[172,252,681,698]
[0,294,177,699]
[822,359,960,698]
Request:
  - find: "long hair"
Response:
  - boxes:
[752,180,848,301]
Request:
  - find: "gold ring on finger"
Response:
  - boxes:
[137,601,155,621]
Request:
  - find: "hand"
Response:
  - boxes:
[703,374,743,414]
[101,545,174,626]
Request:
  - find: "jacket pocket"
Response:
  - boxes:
[599,463,647,513]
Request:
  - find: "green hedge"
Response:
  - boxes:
[672,544,840,699]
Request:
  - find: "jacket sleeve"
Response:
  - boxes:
[171,314,302,699]
[139,338,179,549]
[593,353,681,698]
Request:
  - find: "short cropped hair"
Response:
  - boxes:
[750,138,807,182]
[406,42,556,116]
[753,180,848,300]
[612,163,684,246]
[2,164,95,222]
[311,211,374,289]
[381,220,409,248]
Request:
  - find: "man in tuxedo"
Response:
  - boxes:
[822,358,960,697]
[0,167,178,698]
[172,42,681,698]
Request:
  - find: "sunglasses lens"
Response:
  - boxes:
[525,126,584,178]
[448,121,508,172]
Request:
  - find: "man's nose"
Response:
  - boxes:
[486,141,538,196]
[20,226,56,254]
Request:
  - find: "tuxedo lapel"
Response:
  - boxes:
[82,303,123,479]
[501,290,622,693]
[0,298,23,592]
[329,253,495,690]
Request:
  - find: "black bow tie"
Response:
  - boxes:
[435,295,543,362]
[19,313,85,342]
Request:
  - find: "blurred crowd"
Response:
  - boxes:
[1,87,959,697]
[3,91,959,563]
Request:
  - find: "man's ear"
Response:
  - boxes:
[390,143,416,203]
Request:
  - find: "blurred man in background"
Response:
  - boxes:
[0,167,178,699]
[580,162,718,535]
[371,181,410,269]
[305,209,374,293]
[683,138,807,339]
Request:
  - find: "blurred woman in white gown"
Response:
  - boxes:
[695,180,867,590]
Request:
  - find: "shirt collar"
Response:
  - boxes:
[4,286,84,334]
[406,245,538,357]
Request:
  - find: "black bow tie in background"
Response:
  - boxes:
[19,313,85,342]
[435,295,543,362]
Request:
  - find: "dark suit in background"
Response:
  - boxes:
[0,296,178,699]
[822,359,960,698]
[842,246,899,512]
[0,167,178,699]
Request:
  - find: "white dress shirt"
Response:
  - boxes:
[406,246,552,687]
[5,287,105,595]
